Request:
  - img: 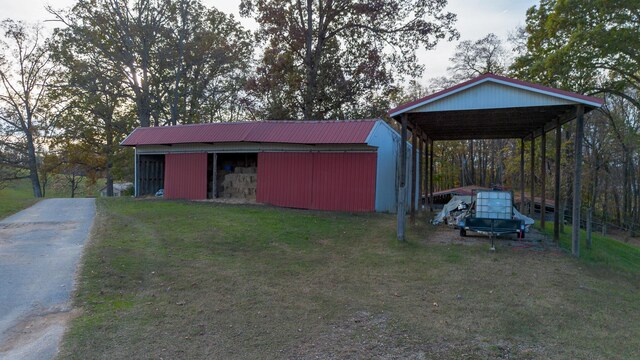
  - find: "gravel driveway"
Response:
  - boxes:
[0,198,95,360]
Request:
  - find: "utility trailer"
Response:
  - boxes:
[458,190,525,250]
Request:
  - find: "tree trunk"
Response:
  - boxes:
[614,189,622,226]
[70,175,76,198]
[106,120,114,197]
[25,129,42,198]
[302,0,315,120]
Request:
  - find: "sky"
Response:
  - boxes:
[2,0,538,81]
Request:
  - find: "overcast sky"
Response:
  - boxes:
[3,0,537,81]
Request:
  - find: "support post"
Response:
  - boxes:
[429,139,434,212]
[425,136,430,211]
[520,138,525,214]
[410,129,417,223]
[541,130,546,231]
[530,137,535,218]
[134,148,139,197]
[418,136,424,212]
[572,104,585,257]
[554,118,562,242]
[212,153,218,198]
[397,114,408,241]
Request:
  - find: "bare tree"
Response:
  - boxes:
[0,20,58,197]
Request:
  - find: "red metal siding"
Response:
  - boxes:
[164,153,208,200]
[256,152,376,212]
[256,153,313,209]
[311,153,376,212]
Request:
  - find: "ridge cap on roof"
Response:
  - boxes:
[129,118,378,131]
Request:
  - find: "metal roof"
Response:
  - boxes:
[431,185,491,197]
[389,74,604,140]
[121,120,378,146]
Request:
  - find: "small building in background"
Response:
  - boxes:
[99,182,133,197]
[120,119,419,213]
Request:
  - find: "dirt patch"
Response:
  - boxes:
[0,221,79,236]
[196,198,261,205]
[285,310,424,359]
[0,307,81,358]
[286,310,547,359]
[424,225,554,249]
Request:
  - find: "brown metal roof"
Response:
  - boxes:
[121,120,378,146]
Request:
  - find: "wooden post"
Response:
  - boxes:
[520,138,525,213]
[541,130,546,231]
[554,118,561,242]
[530,137,535,218]
[410,129,417,223]
[212,153,218,198]
[586,207,593,249]
[420,136,427,211]
[425,135,430,211]
[418,136,424,212]
[397,114,408,241]
[134,149,139,197]
[572,104,585,257]
[144,157,150,195]
[429,139,434,212]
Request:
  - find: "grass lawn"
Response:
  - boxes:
[0,177,105,220]
[59,199,640,359]
[540,222,640,275]
[0,180,39,219]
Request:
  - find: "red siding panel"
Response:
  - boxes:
[164,153,208,200]
[256,152,376,212]
[257,153,313,209]
[311,153,376,212]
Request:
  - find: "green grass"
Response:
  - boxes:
[0,180,39,219]
[0,177,106,219]
[539,222,640,275]
[58,199,640,359]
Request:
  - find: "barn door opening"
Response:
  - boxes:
[137,154,165,196]
[215,153,258,200]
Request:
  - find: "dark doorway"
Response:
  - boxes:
[138,154,165,196]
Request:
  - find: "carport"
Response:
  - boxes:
[389,73,603,256]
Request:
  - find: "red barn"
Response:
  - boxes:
[121,120,419,213]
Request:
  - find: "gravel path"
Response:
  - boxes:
[0,198,95,360]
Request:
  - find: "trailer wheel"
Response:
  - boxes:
[460,228,467,237]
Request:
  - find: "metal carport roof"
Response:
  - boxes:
[388,73,603,140]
